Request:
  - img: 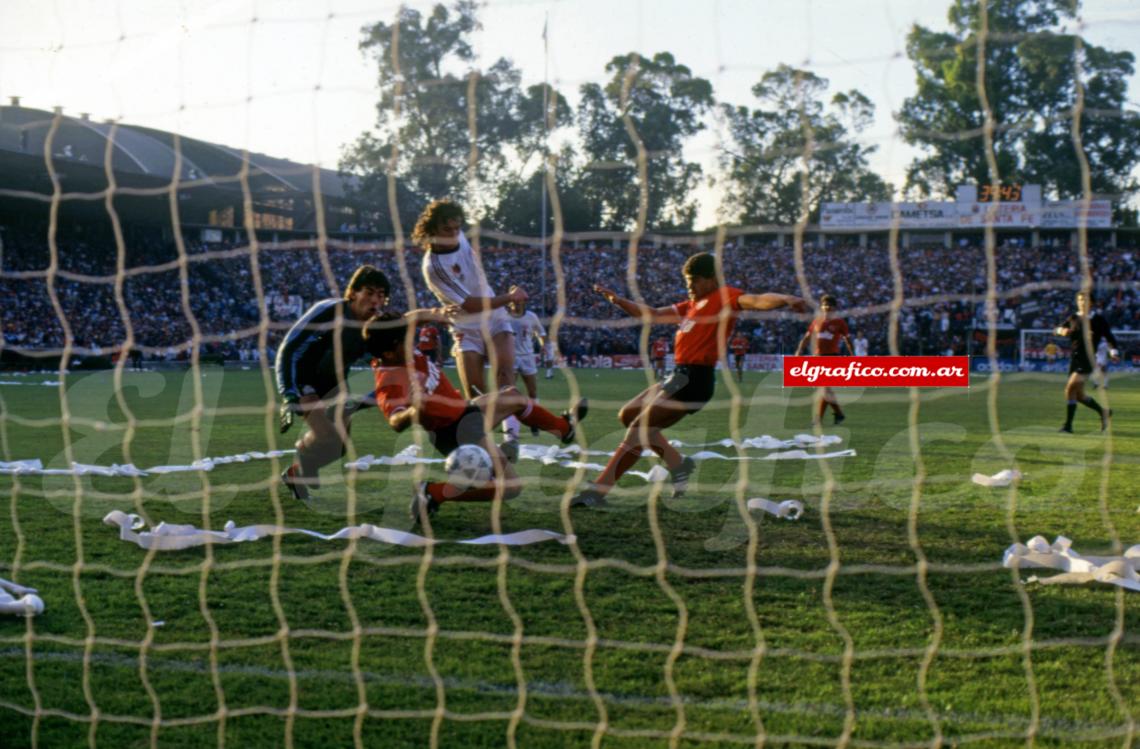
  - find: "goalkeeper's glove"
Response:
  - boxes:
[279,396,302,434]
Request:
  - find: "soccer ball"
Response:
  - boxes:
[444,444,493,489]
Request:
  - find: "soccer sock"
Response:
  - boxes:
[1080,396,1104,415]
[427,482,497,503]
[832,401,844,417]
[593,443,643,491]
[817,399,828,420]
[502,414,520,440]
[517,400,569,437]
[646,431,683,470]
[1065,400,1077,427]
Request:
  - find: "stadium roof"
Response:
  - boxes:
[0,104,356,200]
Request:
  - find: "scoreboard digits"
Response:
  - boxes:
[978,183,1023,202]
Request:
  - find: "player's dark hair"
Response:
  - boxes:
[412,199,466,248]
[682,252,718,280]
[362,310,407,353]
[343,265,390,300]
[821,294,838,307]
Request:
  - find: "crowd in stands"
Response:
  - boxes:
[2,217,1138,367]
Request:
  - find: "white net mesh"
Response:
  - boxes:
[2,1,1140,747]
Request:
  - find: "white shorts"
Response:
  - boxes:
[452,310,514,356]
[515,354,538,376]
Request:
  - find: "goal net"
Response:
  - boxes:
[1,1,1139,748]
[1020,328,1140,373]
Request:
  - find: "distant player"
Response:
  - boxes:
[367,312,586,522]
[417,323,442,365]
[571,253,806,508]
[507,298,548,436]
[795,294,853,425]
[1044,340,1059,364]
[276,265,392,502]
[413,199,528,460]
[543,338,557,380]
[853,331,869,357]
[1056,291,1119,432]
[651,337,669,380]
[729,331,749,383]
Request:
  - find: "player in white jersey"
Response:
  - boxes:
[413,200,528,456]
[508,299,547,435]
[853,331,869,357]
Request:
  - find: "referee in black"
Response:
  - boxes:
[1055,290,1119,433]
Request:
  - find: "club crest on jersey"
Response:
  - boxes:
[451,264,463,280]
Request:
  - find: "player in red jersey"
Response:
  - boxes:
[651,337,669,380]
[795,294,853,425]
[367,313,588,523]
[571,253,806,508]
[416,323,442,364]
[729,331,750,383]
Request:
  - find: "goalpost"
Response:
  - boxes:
[1020,327,1140,372]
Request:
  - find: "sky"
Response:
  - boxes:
[1,0,1138,227]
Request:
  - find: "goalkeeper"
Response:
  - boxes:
[275,265,395,502]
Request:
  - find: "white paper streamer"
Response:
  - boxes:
[0,577,44,617]
[3,435,851,479]
[1003,535,1140,592]
[746,497,805,520]
[103,510,574,551]
[345,445,443,470]
[669,434,843,450]
[972,469,1023,487]
[0,380,60,387]
[0,450,294,477]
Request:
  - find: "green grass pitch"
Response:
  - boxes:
[1,367,1138,747]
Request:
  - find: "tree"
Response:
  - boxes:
[340,2,529,227]
[575,52,714,231]
[898,0,1140,200]
[719,65,892,225]
[487,145,601,235]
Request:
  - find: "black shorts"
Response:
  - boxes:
[661,364,716,412]
[1069,357,1093,376]
[430,404,487,455]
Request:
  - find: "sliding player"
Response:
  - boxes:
[571,253,806,508]
[367,312,587,522]
[413,199,527,460]
[276,265,391,502]
[795,294,853,425]
[1057,291,1119,432]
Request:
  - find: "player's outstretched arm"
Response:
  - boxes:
[456,285,528,315]
[594,284,680,323]
[404,306,458,324]
[738,293,808,313]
